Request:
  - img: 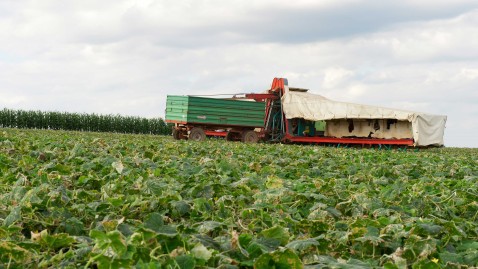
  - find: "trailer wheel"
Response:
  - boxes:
[242,130,259,143]
[189,127,206,141]
[225,131,235,142]
[172,128,180,140]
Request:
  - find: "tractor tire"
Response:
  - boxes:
[172,128,180,140]
[242,130,259,143]
[189,127,206,141]
[225,131,235,142]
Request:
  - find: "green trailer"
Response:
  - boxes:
[165,95,265,142]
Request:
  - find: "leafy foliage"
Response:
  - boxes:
[0,128,477,268]
[0,108,171,135]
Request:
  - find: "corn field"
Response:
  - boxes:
[0,108,171,135]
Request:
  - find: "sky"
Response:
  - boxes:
[0,0,477,147]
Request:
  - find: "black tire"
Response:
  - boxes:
[189,127,206,141]
[242,130,259,143]
[225,131,235,142]
[172,128,180,140]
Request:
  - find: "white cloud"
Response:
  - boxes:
[0,93,27,106]
[455,68,478,80]
[386,11,478,62]
[322,68,355,89]
[0,1,477,147]
[346,85,367,99]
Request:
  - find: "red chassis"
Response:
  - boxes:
[284,134,414,146]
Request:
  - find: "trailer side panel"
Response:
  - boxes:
[165,95,265,127]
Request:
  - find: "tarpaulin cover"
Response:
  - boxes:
[281,89,447,146]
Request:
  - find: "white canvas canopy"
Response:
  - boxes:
[281,89,447,146]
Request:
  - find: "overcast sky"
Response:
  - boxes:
[1,0,477,147]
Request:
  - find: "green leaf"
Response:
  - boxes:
[90,229,127,256]
[95,255,113,269]
[41,232,76,250]
[144,151,154,159]
[197,221,224,233]
[90,230,108,244]
[171,200,191,216]
[107,231,127,256]
[438,252,463,264]
[64,217,85,236]
[135,259,162,269]
[259,226,290,246]
[265,175,284,189]
[191,243,212,261]
[143,212,164,232]
[175,254,196,269]
[190,184,214,199]
[0,241,32,263]
[112,161,124,174]
[325,207,342,219]
[254,248,303,269]
[457,241,478,251]
[411,259,440,269]
[415,224,443,236]
[3,206,21,227]
[285,236,323,252]
[383,262,399,269]
[246,242,264,259]
[155,225,177,237]
[193,234,222,250]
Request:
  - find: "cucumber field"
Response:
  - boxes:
[0,128,477,268]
